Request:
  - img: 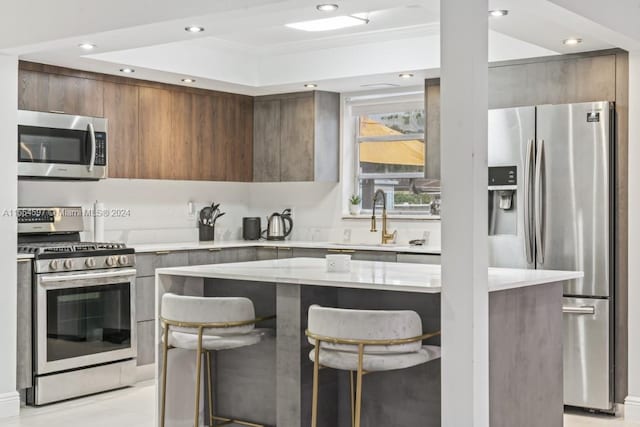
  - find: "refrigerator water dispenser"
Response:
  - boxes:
[488,166,517,236]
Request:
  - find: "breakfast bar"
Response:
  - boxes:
[155,258,582,427]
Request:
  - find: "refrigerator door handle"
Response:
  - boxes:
[562,305,596,315]
[524,138,535,264]
[535,139,545,264]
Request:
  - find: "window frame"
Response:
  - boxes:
[345,92,439,219]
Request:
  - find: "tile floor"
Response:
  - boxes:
[3,382,640,427]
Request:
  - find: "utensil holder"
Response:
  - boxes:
[199,224,215,242]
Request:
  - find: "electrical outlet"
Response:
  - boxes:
[343,229,352,243]
[422,230,430,246]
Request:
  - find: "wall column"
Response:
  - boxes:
[0,54,19,419]
[626,50,640,421]
[440,1,489,426]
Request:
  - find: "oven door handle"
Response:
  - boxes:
[40,268,137,285]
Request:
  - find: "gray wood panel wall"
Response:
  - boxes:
[424,49,629,403]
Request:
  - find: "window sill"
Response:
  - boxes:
[342,214,440,221]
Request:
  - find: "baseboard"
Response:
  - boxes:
[625,396,640,421]
[136,363,156,382]
[0,391,20,419]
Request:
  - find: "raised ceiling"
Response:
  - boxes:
[0,0,622,95]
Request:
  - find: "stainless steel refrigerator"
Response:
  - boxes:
[488,101,615,412]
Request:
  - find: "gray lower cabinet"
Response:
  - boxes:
[136,251,189,277]
[291,247,329,258]
[397,253,441,265]
[136,321,155,366]
[17,259,32,390]
[134,247,260,366]
[331,249,397,262]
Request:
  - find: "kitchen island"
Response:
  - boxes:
[155,258,582,427]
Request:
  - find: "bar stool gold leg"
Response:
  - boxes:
[160,325,170,427]
[354,344,364,427]
[194,327,204,427]
[311,344,321,427]
[349,371,356,427]
[206,352,214,427]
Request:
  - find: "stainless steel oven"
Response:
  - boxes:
[18,110,107,180]
[19,206,137,405]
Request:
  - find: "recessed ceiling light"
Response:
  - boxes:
[563,38,583,46]
[316,4,339,12]
[286,15,369,32]
[78,43,96,50]
[305,84,318,88]
[181,78,196,83]
[399,73,414,79]
[185,25,205,33]
[120,68,135,74]
[488,9,509,17]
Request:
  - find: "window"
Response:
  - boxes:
[349,95,440,216]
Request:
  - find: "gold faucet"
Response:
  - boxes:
[370,189,397,244]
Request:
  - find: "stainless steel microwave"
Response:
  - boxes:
[18,110,107,180]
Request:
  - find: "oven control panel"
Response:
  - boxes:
[35,253,135,274]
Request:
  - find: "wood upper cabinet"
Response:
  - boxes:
[18,69,103,117]
[253,99,281,182]
[253,91,339,182]
[103,82,139,178]
[138,87,173,179]
[280,95,314,182]
[17,62,253,182]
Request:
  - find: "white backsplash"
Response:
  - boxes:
[18,179,441,248]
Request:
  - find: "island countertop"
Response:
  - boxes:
[156,257,583,294]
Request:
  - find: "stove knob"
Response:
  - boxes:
[106,256,117,267]
[49,260,59,271]
[63,259,74,270]
[118,255,129,266]
[85,258,96,268]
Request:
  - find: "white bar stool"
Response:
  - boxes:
[306,305,441,427]
[160,293,275,427]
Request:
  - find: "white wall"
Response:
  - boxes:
[18,179,251,244]
[625,50,640,420]
[18,179,441,248]
[0,54,19,418]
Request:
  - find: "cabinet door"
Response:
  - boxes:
[17,259,32,390]
[136,320,155,366]
[350,250,397,262]
[169,91,193,180]
[136,251,190,277]
[397,253,441,265]
[190,94,219,181]
[19,70,104,117]
[138,87,172,179]
[218,247,257,263]
[103,82,139,178]
[277,247,293,259]
[253,99,281,182]
[291,248,328,258]
[280,95,314,181]
[256,247,279,261]
[135,276,155,322]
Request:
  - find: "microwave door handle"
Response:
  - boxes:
[88,122,96,172]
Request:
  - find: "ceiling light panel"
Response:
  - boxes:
[316,4,339,12]
[489,10,508,17]
[286,15,369,32]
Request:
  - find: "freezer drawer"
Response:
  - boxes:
[563,297,612,411]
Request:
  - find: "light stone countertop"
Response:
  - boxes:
[156,257,583,294]
[132,240,442,255]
